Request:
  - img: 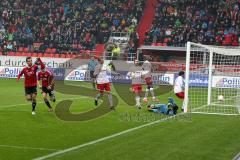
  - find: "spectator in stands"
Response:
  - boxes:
[145,0,240,47]
[0,0,145,55]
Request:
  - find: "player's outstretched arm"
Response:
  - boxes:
[16,69,24,83]
[37,58,45,69]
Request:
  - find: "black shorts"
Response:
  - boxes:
[25,86,37,95]
[90,71,96,78]
[42,86,54,96]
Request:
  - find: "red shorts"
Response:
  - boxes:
[132,84,142,94]
[97,83,111,93]
[176,92,184,99]
[145,77,153,85]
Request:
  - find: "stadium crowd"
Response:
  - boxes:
[0,0,145,54]
[144,0,240,46]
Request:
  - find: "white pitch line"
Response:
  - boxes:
[192,112,239,116]
[0,97,89,109]
[233,152,240,160]
[0,144,59,151]
[33,114,180,160]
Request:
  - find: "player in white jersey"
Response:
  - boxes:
[174,71,185,111]
[128,60,144,109]
[142,58,159,102]
[93,57,117,110]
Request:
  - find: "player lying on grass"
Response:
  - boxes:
[147,97,179,115]
[142,56,159,102]
[93,57,119,110]
[174,71,185,111]
[38,66,56,112]
[128,59,144,109]
[16,57,45,115]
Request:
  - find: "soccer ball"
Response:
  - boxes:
[218,95,224,101]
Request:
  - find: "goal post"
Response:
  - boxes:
[185,42,240,115]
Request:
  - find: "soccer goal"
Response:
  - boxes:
[185,42,240,115]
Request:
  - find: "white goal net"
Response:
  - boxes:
[185,42,240,115]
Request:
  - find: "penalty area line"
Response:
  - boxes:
[33,113,182,160]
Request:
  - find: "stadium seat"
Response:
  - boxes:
[44,53,51,57]
[8,51,15,56]
[151,43,157,46]
[15,52,22,56]
[49,53,55,57]
[51,48,56,53]
[60,54,66,58]
[157,43,163,46]
[162,43,167,46]
[22,52,28,56]
[232,41,239,46]
[38,53,43,57]
[54,54,59,58]
[23,47,29,53]
[26,52,32,57]
[18,47,24,52]
[45,48,52,53]
[66,54,75,58]
[32,53,38,57]
[66,54,71,58]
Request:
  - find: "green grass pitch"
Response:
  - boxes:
[0,78,239,160]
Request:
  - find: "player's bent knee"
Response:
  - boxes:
[25,95,32,101]
[26,98,32,101]
[42,94,47,99]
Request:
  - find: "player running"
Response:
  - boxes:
[16,57,45,115]
[142,57,158,102]
[174,71,185,111]
[88,56,98,89]
[38,66,55,112]
[128,60,144,109]
[93,57,118,110]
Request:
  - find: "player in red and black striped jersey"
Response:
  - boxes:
[16,57,45,115]
[38,66,55,112]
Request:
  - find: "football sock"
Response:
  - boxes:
[44,99,52,109]
[108,94,113,107]
[32,101,36,112]
[150,88,155,98]
[95,93,102,100]
[144,89,149,98]
[135,95,140,106]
